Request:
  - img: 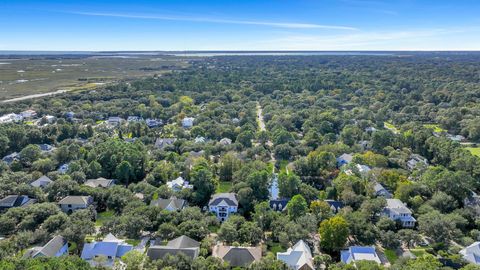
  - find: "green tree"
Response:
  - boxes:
[286,195,308,220]
[319,216,349,253]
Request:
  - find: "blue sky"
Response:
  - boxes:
[1,0,480,51]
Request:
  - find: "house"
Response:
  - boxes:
[373,182,392,198]
[232,118,240,124]
[20,109,37,119]
[2,152,20,165]
[337,153,353,167]
[341,246,381,265]
[155,138,176,150]
[446,134,466,142]
[0,195,36,210]
[460,242,480,265]
[166,176,193,192]
[325,200,344,213]
[24,236,68,258]
[194,136,206,143]
[213,245,262,267]
[65,112,75,120]
[147,235,200,261]
[181,117,195,128]
[208,193,238,222]
[382,199,416,228]
[150,197,186,211]
[38,144,54,152]
[30,175,53,188]
[42,115,56,124]
[58,163,69,174]
[81,233,133,267]
[219,138,232,145]
[277,240,315,270]
[58,196,93,213]
[406,154,428,171]
[107,117,123,126]
[270,199,290,212]
[0,113,23,123]
[365,127,377,133]
[84,178,115,188]
[356,164,371,177]
[145,118,163,128]
[464,191,480,217]
[127,116,143,122]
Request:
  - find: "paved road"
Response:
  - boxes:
[1,89,69,103]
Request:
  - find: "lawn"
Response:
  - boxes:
[95,210,115,226]
[384,249,398,263]
[424,124,446,133]
[267,242,284,255]
[208,225,220,233]
[384,122,400,133]
[125,239,141,246]
[216,181,233,193]
[410,248,428,257]
[466,147,480,157]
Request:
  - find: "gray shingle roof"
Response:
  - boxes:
[208,193,238,207]
[214,245,262,267]
[84,178,115,188]
[58,196,92,205]
[167,235,200,249]
[147,235,200,261]
[150,197,186,211]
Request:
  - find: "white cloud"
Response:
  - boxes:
[244,27,480,50]
[70,11,357,30]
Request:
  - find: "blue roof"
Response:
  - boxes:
[325,200,344,210]
[81,241,132,260]
[341,250,352,264]
[350,246,376,254]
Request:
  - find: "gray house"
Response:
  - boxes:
[150,197,186,211]
[147,235,200,261]
[58,196,93,213]
[155,138,177,150]
[30,176,53,188]
[209,193,238,222]
[213,245,262,267]
[24,236,68,258]
[0,195,36,210]
[84,178,115,188]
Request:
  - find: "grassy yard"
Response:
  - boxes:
[384,249,398,263]
[95,210,115,226]
[216,181,233,193]
[466,147,480,157]
[208,225,220,233]
[267,242,284,255]
[384,122,400,133]
[424,124,446,133]
[410,248,428,257]
[125,239,141,246]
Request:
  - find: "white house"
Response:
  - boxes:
[20,109,37,119]
[341,246,381,265]
[182,117,195,128]
[0,113,23,123]
[382,199,416,228]
[208,193,238,222]
[166,176,193,192]
[277,240,314,270]
[460,242,480,265]
[58,196,93,214]
[406,154,428,171]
